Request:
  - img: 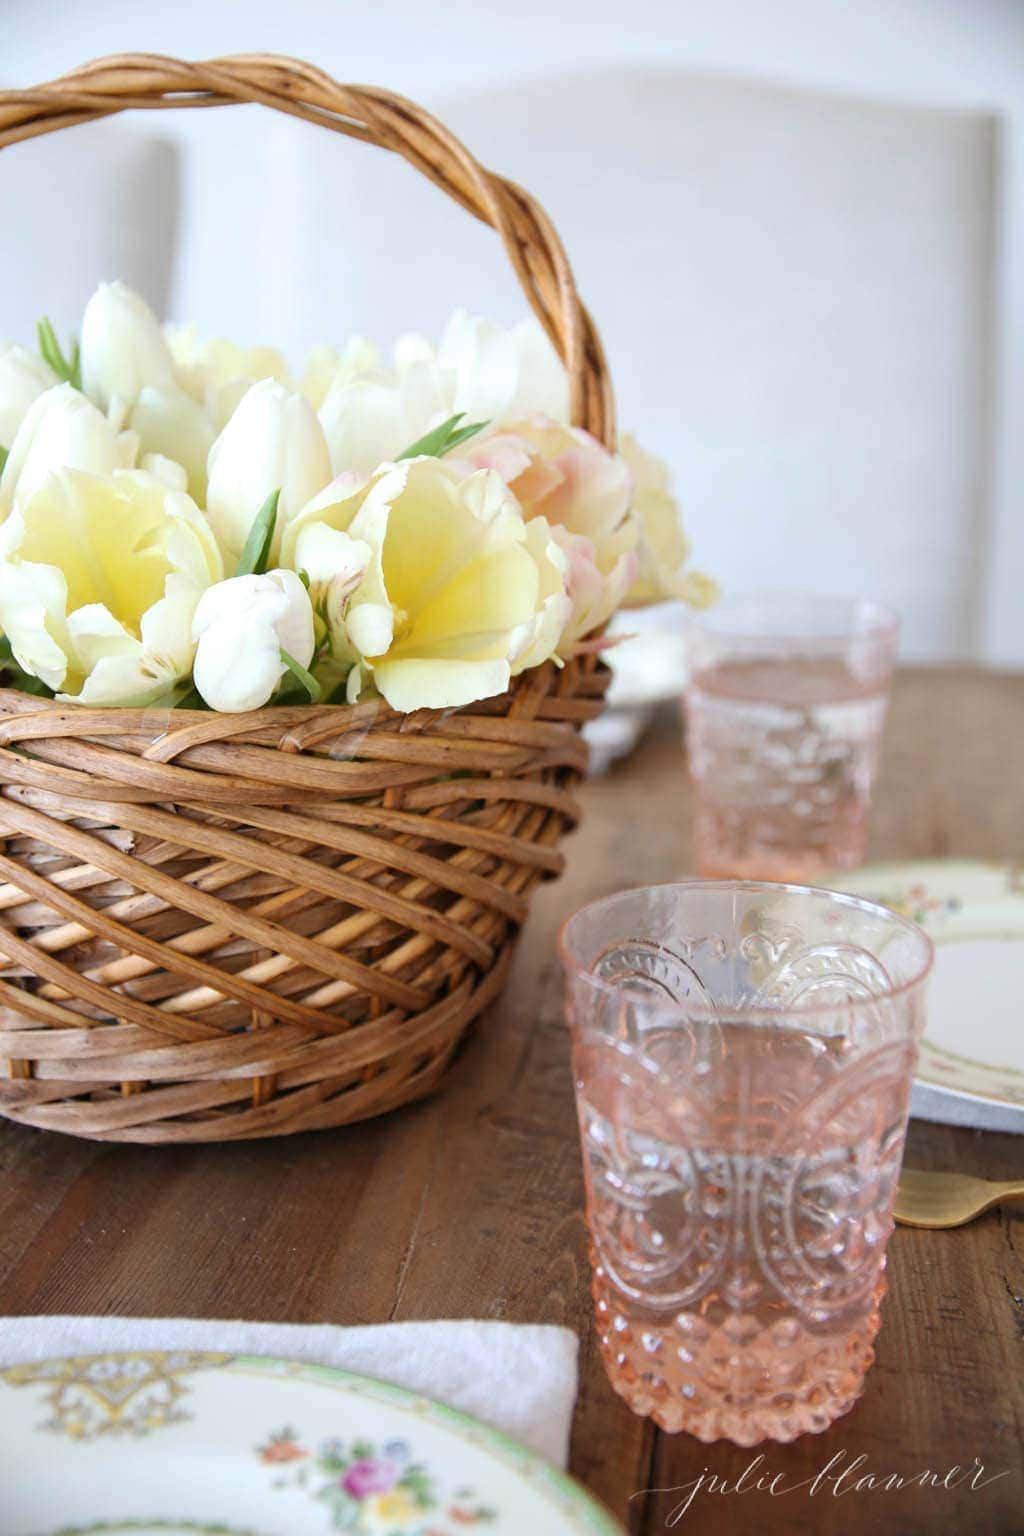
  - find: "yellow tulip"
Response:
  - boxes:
[284,457,565,711]
[0,468,222,704]
[300,335,380,411]
[618,433,717,608]
[166,323,292,430]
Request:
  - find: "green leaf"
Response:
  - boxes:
[37,315,81,389]
[0,445,7,475]
[440,419,491,454]
[279,647,321,702]
[235,488,280,577]
[396,411,489,461]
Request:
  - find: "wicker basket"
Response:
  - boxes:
[0,54,614,1143]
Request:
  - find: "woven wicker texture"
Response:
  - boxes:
[0,54,613,1142]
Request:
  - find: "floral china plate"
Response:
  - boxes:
[836,860,1024,1133]
[0,1352,623,1536]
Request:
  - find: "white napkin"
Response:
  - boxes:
[0,1316,579,1467]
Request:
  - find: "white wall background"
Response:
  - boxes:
[2,0,1022,661]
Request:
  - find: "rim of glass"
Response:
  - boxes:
[557,879,934,1022]
[683,590,900,647]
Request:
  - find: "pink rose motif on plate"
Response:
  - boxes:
[257,1425,498,1526]
[342,1456,400,1498]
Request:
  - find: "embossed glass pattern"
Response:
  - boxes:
[683,594,899,881]
[559,881,932,1445]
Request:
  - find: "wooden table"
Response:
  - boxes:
[1,666,1022,1534]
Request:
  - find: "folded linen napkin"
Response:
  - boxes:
[0,1315,579,1467]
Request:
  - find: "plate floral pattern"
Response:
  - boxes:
[1,1353,622,1536]
[257,1427,496,1531]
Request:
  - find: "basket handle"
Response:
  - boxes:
[0,52,615,447]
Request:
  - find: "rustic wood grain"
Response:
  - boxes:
[0,665,1022,1533]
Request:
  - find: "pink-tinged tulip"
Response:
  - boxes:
[457,415,639,653]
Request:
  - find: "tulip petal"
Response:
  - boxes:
[373,656,511,712]
[318,374,408,478]
[0,345,57,450]
[0,557,70,688]
[0,467,220,705]
[80,281,176,414]
[510,519,571,673]
[193,612,284,712]
[132,385,215,501]
[346,600,394,659]
[65,651,179,708]
[291,522,369,592]
[437,310,518,421]
[206,379,332,565]
[191,570,315,712]
[618,432,714,608]
[0,384,120,513]
[508,319,570,421]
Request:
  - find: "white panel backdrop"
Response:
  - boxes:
[1,0,1021,661]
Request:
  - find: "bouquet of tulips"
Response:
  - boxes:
[0,282,713,714]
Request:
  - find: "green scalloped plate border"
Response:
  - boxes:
[10,1352,625,1536]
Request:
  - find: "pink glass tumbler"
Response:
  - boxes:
[683,593,899,881]
[560,880,932,1445]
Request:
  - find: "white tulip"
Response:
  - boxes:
[0,383,121,513]
[436,309,520,421]
[192,569,315,712]
[506,316,570,421]
[80,281,177,416]
[318,371,414,477]
[314,312,571,478]
[205,379,332,565]
[131,384,215,501]
[0,345,58,449]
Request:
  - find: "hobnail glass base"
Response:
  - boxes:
[593,1264,886,1444]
